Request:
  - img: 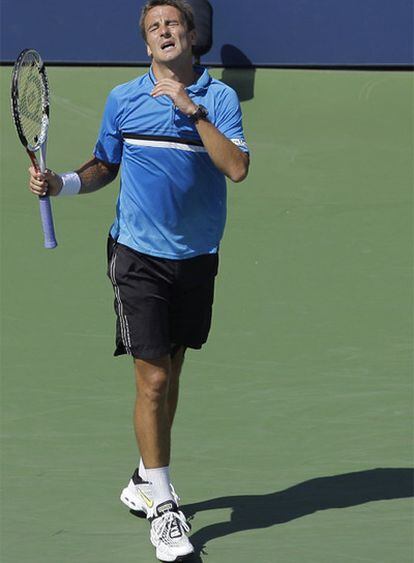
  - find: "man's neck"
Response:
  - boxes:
[152,59,197,86]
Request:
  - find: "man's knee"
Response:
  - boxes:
[135,358,170,404]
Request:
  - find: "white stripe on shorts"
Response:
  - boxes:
[109,249,132,355]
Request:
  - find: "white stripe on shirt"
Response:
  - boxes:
[124,138,208,153]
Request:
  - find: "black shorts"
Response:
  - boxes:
[107,237,219,360]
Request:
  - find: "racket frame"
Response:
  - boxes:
[11,48,57,249]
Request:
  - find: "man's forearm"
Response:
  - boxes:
[76,157,119,194]
[195,120,249,183]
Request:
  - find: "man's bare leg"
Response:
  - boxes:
[167,346,186,427]
[132,347,187,509]
[134,355,171,469]
[133,347,186,465]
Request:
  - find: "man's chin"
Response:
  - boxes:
[155,46,193,63]
[154,52,178,63]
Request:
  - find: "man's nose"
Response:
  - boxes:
[160,24,171,37]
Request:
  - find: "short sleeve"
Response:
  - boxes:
[214,87,249,153]
[94,89,123,164]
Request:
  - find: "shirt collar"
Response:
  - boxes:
[187,65,211,93]
[148,65,157,86]
[148,64,211,93]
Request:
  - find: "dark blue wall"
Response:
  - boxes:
[2,0,413,66]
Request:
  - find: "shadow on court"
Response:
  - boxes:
[179,468,414,561]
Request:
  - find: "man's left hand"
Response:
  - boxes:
[151,79,197,116]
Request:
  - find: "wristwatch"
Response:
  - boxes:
[188,104,209,124]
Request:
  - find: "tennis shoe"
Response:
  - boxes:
[120,468,180,517]
[150,501,194,562]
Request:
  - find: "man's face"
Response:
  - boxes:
[144,5,195,64]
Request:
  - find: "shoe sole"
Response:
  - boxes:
[157,550,194,562]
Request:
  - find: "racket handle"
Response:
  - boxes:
[29,146,58,249]
[38,195,58,249]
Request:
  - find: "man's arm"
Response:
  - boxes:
[193,119,249,183]
[151,79,249,183]
[76,158,120,194]
[28,157,120,197]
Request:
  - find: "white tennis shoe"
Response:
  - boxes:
[120,469,180,517]
[150,501,194,562]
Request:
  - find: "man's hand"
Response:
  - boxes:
[29,166,63,197]
[151,79,197,116]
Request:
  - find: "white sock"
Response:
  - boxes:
[146,466,174,509]
[139,457,148,481]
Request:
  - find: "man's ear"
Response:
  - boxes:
[190,29,197,46]
[147,43,152,57]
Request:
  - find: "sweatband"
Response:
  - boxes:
[58,172,81,196]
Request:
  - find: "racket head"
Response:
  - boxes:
[11,48,50,153]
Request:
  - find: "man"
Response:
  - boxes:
[28,0,249,560]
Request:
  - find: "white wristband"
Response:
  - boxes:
[58,172,81,196]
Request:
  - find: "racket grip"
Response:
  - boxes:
[38,195,58,249]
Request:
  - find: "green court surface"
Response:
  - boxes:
[1,67,413,562]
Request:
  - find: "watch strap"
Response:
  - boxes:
[189,105,208,123]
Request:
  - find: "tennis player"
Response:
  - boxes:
[28,0,249,560]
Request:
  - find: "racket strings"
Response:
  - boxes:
[17,55,47,149]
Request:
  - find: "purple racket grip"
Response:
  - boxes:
[38,195,57,249]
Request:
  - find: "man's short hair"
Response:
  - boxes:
[139,0,195,41]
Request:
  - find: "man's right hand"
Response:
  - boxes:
[28,166,63,197]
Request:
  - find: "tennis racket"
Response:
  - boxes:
[11,48,57,249]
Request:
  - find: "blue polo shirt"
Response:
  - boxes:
[94,66,248,259]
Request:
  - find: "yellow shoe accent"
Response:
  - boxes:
[138,488,154,509]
